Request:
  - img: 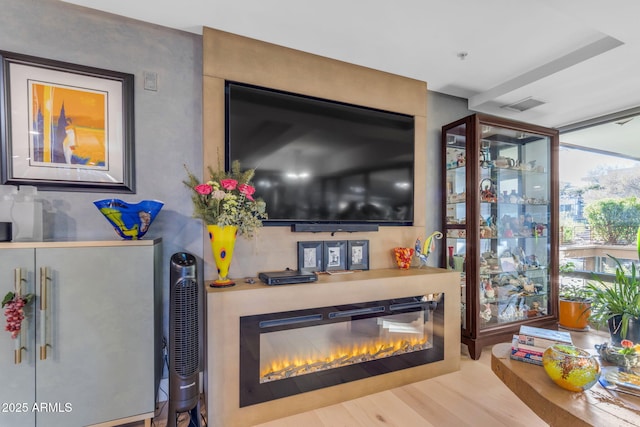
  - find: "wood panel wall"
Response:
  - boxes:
[202,27,428,280]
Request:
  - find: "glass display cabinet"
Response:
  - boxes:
[442,113,559,359]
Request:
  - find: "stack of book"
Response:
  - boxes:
[510,325,573,366]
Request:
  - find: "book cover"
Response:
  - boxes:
[510,350,544,366]
[510,336,544,366]
[512,335,548,353]
[518,325,572,344]
[515,334,561,350]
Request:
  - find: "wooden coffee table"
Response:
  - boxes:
[491,331,640,426]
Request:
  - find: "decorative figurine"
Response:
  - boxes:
[483,278,495,299]
[480,304,492,322]
[414,231,443,268]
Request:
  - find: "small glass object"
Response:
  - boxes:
[94,199,164,240]
[542,343,601,392]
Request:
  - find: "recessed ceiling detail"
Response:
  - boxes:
[501,97,546,112]
[468,35,624,112]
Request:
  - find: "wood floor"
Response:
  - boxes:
[124,344,548,427]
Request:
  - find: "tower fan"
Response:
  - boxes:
[168,252,202,427]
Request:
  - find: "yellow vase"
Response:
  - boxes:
[207,224,238,287]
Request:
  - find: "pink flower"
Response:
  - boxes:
[238,183,256,201]
[194,184,213,195]
[220,179,238,190]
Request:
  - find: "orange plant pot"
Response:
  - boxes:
[558,299,591,330]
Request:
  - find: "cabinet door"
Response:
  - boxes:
[444,122,469,331]
[477,126,552,330]
[34,245,156,427]
[0,249,36,427]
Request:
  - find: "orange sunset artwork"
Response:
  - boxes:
[30,82,107,167]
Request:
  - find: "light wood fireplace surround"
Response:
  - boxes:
[203,28,460,427]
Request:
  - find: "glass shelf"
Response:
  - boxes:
[442,113,559,360]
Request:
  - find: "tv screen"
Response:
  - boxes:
[225,82,415,226]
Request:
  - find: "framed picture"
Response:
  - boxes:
[347,240,369,270]
[323,240,347,271]
[297,241,323,272]
[0,51,135,192]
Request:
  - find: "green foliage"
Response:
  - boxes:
[586,256,640,339]
[559,261,576,274]
[1,291,34,308]
[559,262,590,301]
[1,292,14,307]
[560,213,576,244]
[559,280,592,301]
[584,197,640,244]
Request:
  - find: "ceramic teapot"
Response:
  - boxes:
[494,156,515,168]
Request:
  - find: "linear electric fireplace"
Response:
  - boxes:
[239,295,444,406]
[206,268,460,427]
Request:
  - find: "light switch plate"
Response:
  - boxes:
[143,71,158,91]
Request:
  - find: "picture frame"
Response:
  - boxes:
[0,51,135,192]
[347,240,369,271]
[297,241,323,272]
[323,240,347,271]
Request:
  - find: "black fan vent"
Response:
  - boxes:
[173,278,199,376]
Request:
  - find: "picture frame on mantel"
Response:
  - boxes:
[0,50,135,192]
[347,240,369,271]
[297,241,323,272]
[323,240,347,271]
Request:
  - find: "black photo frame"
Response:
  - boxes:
[323,240,347,271]
[297,241,323,272]
[0,50,135,192]
[347,240,369,270]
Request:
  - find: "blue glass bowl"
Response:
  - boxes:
[94,199,164,240]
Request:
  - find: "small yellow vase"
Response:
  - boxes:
[207,224,238,287]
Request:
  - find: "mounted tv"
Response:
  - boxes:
[225,82,415,227]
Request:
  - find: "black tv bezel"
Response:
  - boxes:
[224,81,415,228]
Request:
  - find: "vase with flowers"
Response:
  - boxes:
[185,160,267,287]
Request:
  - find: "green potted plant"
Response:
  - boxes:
[559,262,592,330]
[585,227,640,345]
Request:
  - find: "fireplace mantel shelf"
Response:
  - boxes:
[206,267,461,427]
[207,267,453,292]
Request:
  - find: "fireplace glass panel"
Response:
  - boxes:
[239,295,445,407]
[260,310,433,383]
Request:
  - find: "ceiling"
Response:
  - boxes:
[60,0,640,157]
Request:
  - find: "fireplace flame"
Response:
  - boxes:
[261,335,430,383]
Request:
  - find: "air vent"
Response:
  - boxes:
[501,97,546,112]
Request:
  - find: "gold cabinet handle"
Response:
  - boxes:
[14,268,26,364]
[39,266,50,360]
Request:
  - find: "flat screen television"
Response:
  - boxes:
[225,82,415,227]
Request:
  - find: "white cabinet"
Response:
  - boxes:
[0,240,162,427]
